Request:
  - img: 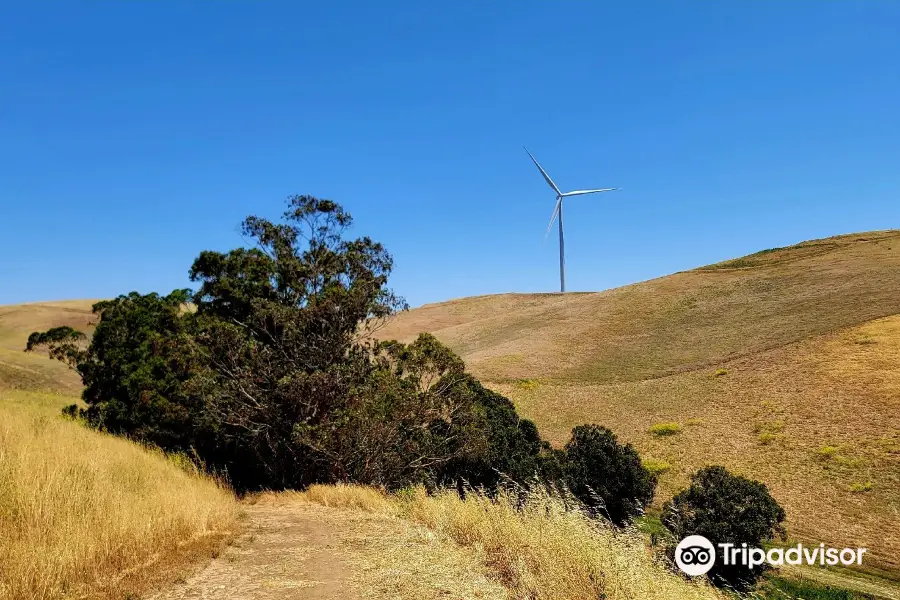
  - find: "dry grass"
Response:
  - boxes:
[294,483,725,600]
[500,319,900,572]
[0,390,238,600]
[379,230,900,385]
[0,300,95,394]
[244,493,508,599]
[376,231,900,575]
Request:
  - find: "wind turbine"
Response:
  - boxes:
[524,147,618,293]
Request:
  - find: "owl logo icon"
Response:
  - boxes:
[675,535,716,576]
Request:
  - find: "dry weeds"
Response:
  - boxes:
[0,390,238,600]
[296,483,727,600]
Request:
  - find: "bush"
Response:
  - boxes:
[436,374,548,492]
[662,465,786,590]
[563,425,657,525]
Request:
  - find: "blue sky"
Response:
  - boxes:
[2,2,898,307]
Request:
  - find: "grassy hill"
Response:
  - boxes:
[2,230,898,592]
[0,300,95,394]
[377,230,900,574]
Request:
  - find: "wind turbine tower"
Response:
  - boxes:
[524,147,618,293]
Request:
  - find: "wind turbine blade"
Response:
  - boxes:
[560,188,619,197]
[544,198,561,240]
[524,147,562,196]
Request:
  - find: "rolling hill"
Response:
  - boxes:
[2,230,898,579]
[377,230,900,573]
[0,300,95,394]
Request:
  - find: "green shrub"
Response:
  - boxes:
[714,368,728,377]
[563,424,657,525]
[26,197,551,494]
[849,481,873,493]
[649,422,682,436]
[662,465,785,591]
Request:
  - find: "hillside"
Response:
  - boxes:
[2,230,899,585]
[377,230,900,573]
[0,300,95,393]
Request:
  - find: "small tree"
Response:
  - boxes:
[662,465,786,590]
[563,424,657,525]
[187,195,408,489]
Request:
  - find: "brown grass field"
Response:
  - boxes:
[0,302,240,600]
[0,389,238,600]
[377,230,900,575]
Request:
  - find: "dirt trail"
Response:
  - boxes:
[151,498,506,600]
[152,502,360,600]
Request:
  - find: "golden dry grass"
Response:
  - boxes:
[0,390,238,600]
[294,483,726,600]
[377,231,900,575]
[379,230,900,384]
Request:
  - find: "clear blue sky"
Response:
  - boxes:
[3,2,898,307]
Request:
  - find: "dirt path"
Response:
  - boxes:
[151,497,506,600]
[152,502,360,600]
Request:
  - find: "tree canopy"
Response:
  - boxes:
[27,195,657,525]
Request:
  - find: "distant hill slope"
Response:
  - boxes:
[0,300,95,393]
[379,230,900,384]
[378,230,900,574]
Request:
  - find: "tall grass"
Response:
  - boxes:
[297,484,726,600]
[0,401,238,600]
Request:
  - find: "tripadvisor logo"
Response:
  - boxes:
[675,535,868,577]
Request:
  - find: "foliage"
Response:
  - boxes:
[25,290,210,451]
[435,373,549,492]
[24,326,86,361]
[643,458,672,476]
[562,424,657,525]
[184,196,411,489]
[662,465,786,590]
[25,194,664,527]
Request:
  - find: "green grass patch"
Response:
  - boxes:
[648,422,681,437]
[754,421,785,435]
[818,445,840,459]
[642,458,671,475]
[758,575,875,599]
[514,378,540,390]
[758,432,779,445]
[849,481,873,493]
[634,513,672,543]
